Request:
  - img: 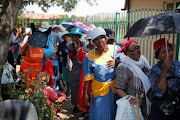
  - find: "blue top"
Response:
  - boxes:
[149,61,180,97]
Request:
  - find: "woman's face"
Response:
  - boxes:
[157,45,173,62]
[53,27,60,33]
[93,35,107,49]
[71,34,80,43]
[126,43,141,61]
[63,35,70,42]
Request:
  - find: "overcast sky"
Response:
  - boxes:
[24,0,126,17]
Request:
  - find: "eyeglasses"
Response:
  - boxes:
[127,46,140,52]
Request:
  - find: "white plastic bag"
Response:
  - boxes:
[66,55,73,71]
[115,95,144,120]
[1,62,20,84]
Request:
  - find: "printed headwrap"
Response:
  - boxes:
[117,38,137,54]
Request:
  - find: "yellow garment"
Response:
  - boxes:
[92,79,116,97]
[86,45,115,65]
[83,45,118,97]
[84,74,95,81]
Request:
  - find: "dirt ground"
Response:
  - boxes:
[56,84,89,120]
[56,99,89,120]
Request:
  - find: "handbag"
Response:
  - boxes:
[147,76,180,115]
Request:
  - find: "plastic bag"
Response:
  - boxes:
[115,95,144,120]
[66,55,73,71]
[1,62,20,84]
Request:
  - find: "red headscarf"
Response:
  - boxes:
[153,38,172,53]
[117,38,137,54]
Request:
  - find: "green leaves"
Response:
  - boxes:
[18,0,96,14]
[3,72,57,119]
[0,65,7,69]
[27,68,34,73]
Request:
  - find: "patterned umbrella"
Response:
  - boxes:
[71,21,96,34]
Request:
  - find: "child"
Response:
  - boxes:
[37,71,66,106]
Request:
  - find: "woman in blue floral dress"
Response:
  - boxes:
[149,38,180,120]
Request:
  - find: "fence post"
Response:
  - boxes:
[115,12,120,42]
[176,34,180,61]
[86,16,89,23]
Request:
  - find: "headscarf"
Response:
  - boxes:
[37,71,50,83]
[117,38,137,54]
[153,38,172,53]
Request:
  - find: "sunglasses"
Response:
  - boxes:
[127,46,140,52]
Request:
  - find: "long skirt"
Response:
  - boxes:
[70,60,82,105]
[20,60,43,90]
[77,69,92,112]
[89,87,117,120]
[62,65,68,82]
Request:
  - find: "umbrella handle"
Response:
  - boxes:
[136,93,140,120]
[165,38,169,58]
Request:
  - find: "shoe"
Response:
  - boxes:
[59,84,64,92]
[73,106,79,113]
[79,112,88,120]
[65,89,71,99]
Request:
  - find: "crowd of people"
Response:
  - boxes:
[2,21,180,120]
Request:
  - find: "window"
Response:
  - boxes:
[176,2,180,8]
[166,3,174,11]
[165,2,180,12]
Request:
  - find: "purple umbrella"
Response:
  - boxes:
[71,21,96,34]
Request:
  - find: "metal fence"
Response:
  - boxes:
[76,8,180,66]
[16,8,180,66]
[16,18,71,28]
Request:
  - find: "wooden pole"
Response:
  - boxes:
[136,93,140,120]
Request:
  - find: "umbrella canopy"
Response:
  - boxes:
[61,21,74,29]
[71,21,96,34]
[61,20,96,34]
[124,12,180,38]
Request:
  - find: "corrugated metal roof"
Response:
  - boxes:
[19,14,67,19]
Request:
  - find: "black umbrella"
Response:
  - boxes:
[124,12,180,38]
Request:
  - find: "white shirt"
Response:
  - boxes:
[10,33,17,43]
[49,31,63,46]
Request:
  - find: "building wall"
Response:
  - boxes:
[130,0,180,10]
